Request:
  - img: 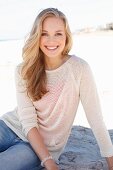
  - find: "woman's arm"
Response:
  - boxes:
[27,127,59,170]
[79,60,113,166]
[15,65,59,169]
[106,156,113,169]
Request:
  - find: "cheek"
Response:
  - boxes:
[39,38,46,48]
[61,36,66,43]
[61,37,66,46]
[39,36,66,47]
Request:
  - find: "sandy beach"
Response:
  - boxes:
[0,31,113,129]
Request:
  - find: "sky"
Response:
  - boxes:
[0,0,113,39]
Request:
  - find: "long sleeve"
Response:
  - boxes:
[79,61,113,157]
[15,65,39,137]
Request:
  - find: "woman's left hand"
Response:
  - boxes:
[106,156,113,169]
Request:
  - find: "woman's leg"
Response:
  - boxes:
[0,141,42,170]
[0,120,18,152]
[0,120,43,170]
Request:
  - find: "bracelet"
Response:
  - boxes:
[41,155,53,167]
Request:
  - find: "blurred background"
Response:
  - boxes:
[0,0,113,129]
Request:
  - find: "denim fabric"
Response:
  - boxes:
[0,120,44,170]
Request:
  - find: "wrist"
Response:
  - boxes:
[44,159,59,170]
[41,155,53,167]
[106,156,113,169]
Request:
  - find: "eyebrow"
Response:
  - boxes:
[42,30,64,32]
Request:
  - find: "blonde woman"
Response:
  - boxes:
[0,8,113,170]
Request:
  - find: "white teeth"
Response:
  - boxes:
[46,46,58,50]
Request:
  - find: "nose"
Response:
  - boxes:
[47,36,57,42]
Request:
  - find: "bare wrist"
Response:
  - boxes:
[41,155,53,167]
[44,159,59,170]
[106,156,113,169]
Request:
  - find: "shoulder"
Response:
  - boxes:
[69,54,90,71]
[14,63,26,89]
[15,62,23,76]
[16,62,23,70]
[69,55,95,84]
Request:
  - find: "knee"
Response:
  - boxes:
[0,120,7,141]
[0,120,10,151]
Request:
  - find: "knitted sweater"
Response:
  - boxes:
[1,55,113,161]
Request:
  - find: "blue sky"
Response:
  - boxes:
[0,0,113,39]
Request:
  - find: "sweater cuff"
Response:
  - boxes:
[100,147,113,157]
[24,124,39,137]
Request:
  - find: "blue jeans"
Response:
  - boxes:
[0,120,44,170]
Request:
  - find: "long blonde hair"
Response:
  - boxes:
[21,8,73,101]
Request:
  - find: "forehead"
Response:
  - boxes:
[42,16,65,30]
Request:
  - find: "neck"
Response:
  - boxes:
[45,55,67,70]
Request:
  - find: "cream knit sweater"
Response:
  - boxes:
[1,55,113,161]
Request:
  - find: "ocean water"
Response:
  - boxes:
[0,33,113,129]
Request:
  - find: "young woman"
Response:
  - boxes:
[0,8,113,170]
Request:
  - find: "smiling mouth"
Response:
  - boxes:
[45,46,59,50]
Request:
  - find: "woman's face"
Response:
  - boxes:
[39,16,66,59]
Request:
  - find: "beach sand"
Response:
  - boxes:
[58,125,112,169]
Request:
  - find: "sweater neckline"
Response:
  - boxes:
[45,55,73,74]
